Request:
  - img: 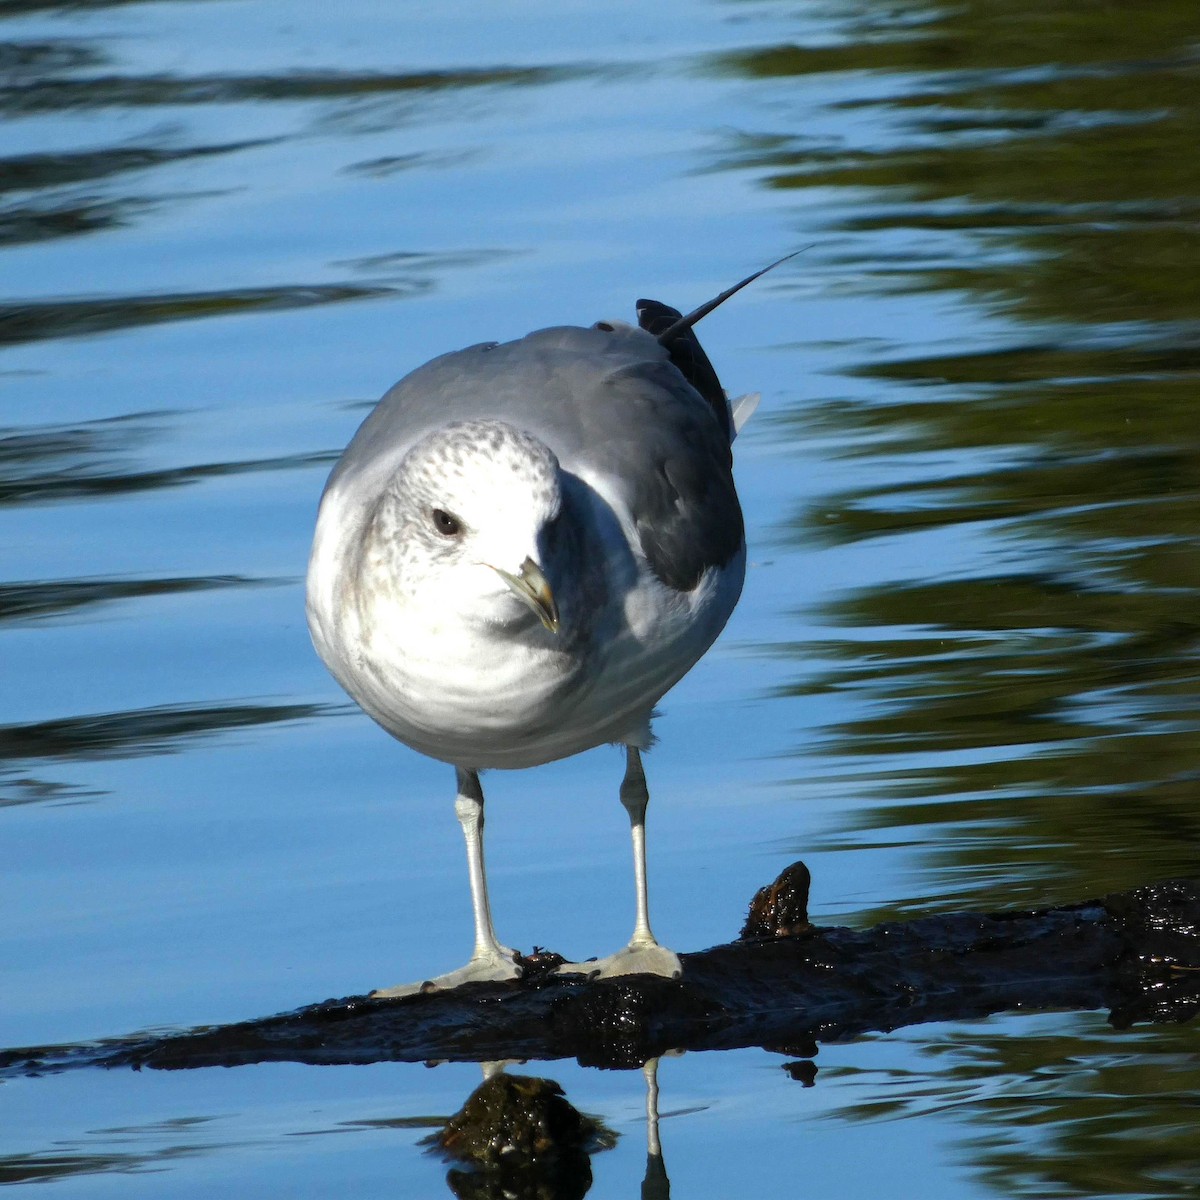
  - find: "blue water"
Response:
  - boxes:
[3,0,1199,1195]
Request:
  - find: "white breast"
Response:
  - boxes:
[306,474,744,771]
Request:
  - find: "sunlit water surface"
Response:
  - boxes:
[2,1,1199,1196]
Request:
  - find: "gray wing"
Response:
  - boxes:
[577,352,742,591]
[327,323,743,592]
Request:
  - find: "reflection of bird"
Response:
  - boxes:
[307,261,782,996]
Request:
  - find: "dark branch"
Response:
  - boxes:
[2,870,1196,1077]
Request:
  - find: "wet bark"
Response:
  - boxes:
[3,870,1197,1077]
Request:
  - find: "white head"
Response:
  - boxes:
[366,419,566,634]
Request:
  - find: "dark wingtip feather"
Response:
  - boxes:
[636,252,802,441]
[652,250,802,347]
[637,296,730,440]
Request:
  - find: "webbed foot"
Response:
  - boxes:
[556,940,682,982]
[372,947,522,998]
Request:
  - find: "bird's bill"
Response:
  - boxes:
[491,556,560,633]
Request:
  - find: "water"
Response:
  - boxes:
[2,0,1198,1195]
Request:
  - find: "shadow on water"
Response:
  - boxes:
[0,699,341,809]
[0,402,343,801]
[0,247,511,344]
[0,573,273,624]
[0,21,555,336]
[0,412,336,504]
[0,136,273,249]
[0,699,332,764]
[0,285,399,347]
[0,1116,234,1187]
[712,0,1200,912]
[0,60,574,116]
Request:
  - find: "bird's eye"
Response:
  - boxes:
[431,508,462,537]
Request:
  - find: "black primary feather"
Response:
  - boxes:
[636,252,801,444]
[636,298,731,442]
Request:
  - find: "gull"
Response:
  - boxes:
[306,259,785,997]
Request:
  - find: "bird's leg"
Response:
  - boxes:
[372,768,522,998]
[457,767,523,974]
[557,746,683,981]
[623,745,657,949]
[614,747,684,976]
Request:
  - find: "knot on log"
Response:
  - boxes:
[740,860,812,940]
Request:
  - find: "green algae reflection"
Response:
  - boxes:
[723,0,1200,914]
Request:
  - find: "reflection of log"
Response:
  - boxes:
[2,870,1197,1077]
[431,1072,618,1200]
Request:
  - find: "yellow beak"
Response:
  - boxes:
[492,557,560,633]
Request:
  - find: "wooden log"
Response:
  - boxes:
[2,869,1197,1078]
